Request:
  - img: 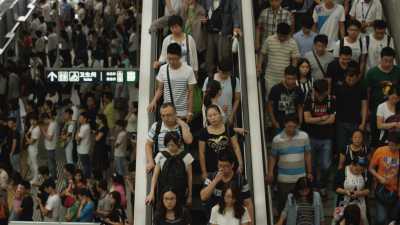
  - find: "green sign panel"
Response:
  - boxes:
[45,68,138,83]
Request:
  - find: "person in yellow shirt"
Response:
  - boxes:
[102,93,115,129]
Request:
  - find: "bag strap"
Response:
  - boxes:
[166,65,175,106]
[359,38,364,63]
[387,35,392,47]
[153,121,163,154]
[340,38,344,50]
[186,34,190,65]
[312,50,327,77]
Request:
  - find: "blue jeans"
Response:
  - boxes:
[10,153,20,173]
[336,122,358,154]
[115,156,126,176]
[47,150,56,179]
[79,154,91,178]
[375,199,399,225]
[310,138,332,189]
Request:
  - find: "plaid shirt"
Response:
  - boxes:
[257,7,292,41]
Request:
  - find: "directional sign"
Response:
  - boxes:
[45,68,139,83]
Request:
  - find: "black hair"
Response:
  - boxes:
[218,151,236,165]
[277,22,291,35]
[38,166,49,176]
[115,119,126,128]
[381,47,396,58]
[97,180,108,191]
[218,59,233,73]
[19,180,31,190]
[345,61,360,77]
[63,164,76,176]
[110,191,122,209]
[301,15,314,29]
[7,117,17,123]
[284,115,299,125]
[284,65,298,77]
[112,173,125,187]
[343,204,361,225]
[292,177,313,202]
[155,187,187,224]
[77,188,91,197]
[164,131,182,147]
[42,179,56,189]
[167,43,182,57]
[339,46,353,56]
[96,113,108,129]
[204,80,222,107]
[168,15,184,28]
[296,58,312,80]
[313,79,329,94]
[102,92,113,101]
[218,185,246,219]
[373,20,387,30]
[313,34,329,45]
[80,112,90,120]
[27,112,39,121]
[160,102,176,111]
[64,108,73,115]
[348,19,362,29]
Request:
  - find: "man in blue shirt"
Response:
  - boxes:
[294,16,317,57]
[77,188,95,222]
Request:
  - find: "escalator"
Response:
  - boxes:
[133,0,273,224]
[381,0,400,60]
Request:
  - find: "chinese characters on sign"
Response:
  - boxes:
[46,68,138,83]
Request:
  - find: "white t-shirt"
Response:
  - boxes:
[367,34,395,70]
[210,205,251,225]
[333,37,367,62]
[156,64,197,117]
[115,131,128,157]
[155,151,194,170]
[44,194,61,222]
[349,0,382,34]
[202,74,241,117]
[313,3,345,50]
[164,0,182,16]
[28,126,41,152]
[377,102,395,140]
[77,124,91,154]
[45,121,58,150]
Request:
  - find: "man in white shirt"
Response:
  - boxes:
[333,20,367,75]
[60,109,75,165]
[148,43,197,122]
[366,20,395,71]
[75,112,92,178]
[349,0,382,34]
[37,179,61,222]
[114,120,128,176]
[26,114,41,184]
[41,112,59,179]
[313,0,345,50]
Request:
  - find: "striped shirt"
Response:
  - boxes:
[156,64,197,117]
[257,7,292,41]
[262,34,300,85]
[296,77,314,101]
[272,130,311,183]
[147,122,183,152]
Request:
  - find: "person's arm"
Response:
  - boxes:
[177,119,193,144]
[37,198,50,216]
[243,198,254,225]
[199,140,208,180]
[145,165,161,204]
[267,101,280,129]
[369,153,386,184]
[42,125,54,141]
[304,111,325,125]
[319,113,335,125]
[187,84,195,122]
[95,131,104,141]
[255,25,262,52]
[145,140,155,172]
[10,138,17,155]
[266,155,277,184]
[359,54,367,78]
[200,172,222,201]
[338,153,346,170]
[359,99,367,130]
[305,150,312,177]
[297,104,304,125]
[230,135,244,173]
[186,164,193,206]
[148,81,164,112]
[377,115,397,130]
[256,53,264,76]
[339,22,345,39]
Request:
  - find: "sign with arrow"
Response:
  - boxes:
[45,68,139,83]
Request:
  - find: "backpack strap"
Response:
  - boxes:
[358,38,364,63]
[339,38,344,50]
[161,151,171,158]
[186,34,190,65]
[365,35,370,53]
[387,35,392,47]
[153,121,163,154]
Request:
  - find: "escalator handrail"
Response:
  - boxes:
[238,0,270,224]
[134,0,158,224]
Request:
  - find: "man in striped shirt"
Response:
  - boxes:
[257,22,300,100]
[266,115,312,212]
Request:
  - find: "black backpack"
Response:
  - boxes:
[152,121,183,155]
[207,0,225,33]
[158,151,188,194]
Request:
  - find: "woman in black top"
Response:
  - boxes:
[198,105,243,180]
[296,58,313,101]
[92,114,109,179]
[104,191,126,225]
[154,188,191,225]
[338,130,369,170]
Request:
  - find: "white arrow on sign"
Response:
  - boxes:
[48,71,58,82]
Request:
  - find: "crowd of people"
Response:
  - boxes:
[0,0,400,225]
